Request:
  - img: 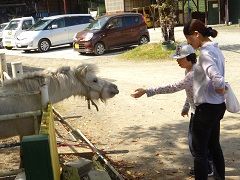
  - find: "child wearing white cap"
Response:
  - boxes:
[131,43,196,116]
[131,44,214,177]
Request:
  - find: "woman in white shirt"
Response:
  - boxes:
[183,19,226,180]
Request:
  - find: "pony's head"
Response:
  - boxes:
[74,64,119,101]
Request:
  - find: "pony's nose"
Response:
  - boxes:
[111,84,119,95]
[114,88,119,94]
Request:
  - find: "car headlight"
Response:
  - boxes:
[73,33,78,41]
[17,37,26,40]
[83,33,93,41]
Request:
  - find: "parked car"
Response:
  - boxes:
[73,13,150,55]
[2,17,35,50]
[15,14,93,52]
[0,22,9,48]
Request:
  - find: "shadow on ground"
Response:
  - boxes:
[115,114,240,179]
[220,44,240,54]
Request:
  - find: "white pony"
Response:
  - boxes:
[0,64,119,138]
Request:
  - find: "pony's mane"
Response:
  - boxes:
[2,64,98,87]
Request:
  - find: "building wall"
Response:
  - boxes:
[124,0,151,12]
[0,0,88,22]
[36,0,81,17]
[105,0,124,13]
[48,0,62,14]
[105,0,151,13]
[35,0,62,17]
[228,0,240,24]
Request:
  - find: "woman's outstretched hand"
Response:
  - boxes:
[131,88,146,98]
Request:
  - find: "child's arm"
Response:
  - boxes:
[131,71,193,99]
[181,98,190,117]
[145,73,192,97]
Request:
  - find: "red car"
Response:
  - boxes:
[73,13,150,55]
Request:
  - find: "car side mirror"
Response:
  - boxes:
[22,25,28,30]
[107,24,113,29]
[51,24,58,29]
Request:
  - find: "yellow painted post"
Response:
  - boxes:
[40,103,60,180]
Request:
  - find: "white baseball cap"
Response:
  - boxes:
[172,44,195,59]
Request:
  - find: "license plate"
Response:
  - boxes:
[5,41,11,46]
[74,43,79,49]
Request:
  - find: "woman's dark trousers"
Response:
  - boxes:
[192,103,226,180]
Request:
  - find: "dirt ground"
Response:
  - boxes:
[0,26,240,180]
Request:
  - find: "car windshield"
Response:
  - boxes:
[28,19,51,31]
[5,20,20,30]
[87,16,109,30]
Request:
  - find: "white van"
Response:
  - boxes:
[0,22,9,48]
[2,17,35,50]
[15,14,93,52]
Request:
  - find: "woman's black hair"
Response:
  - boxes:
[186,53,197,64]
[183,19,218,38]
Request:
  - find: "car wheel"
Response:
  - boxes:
[94,42,105,55]
[139,36,149,45]
[5,47,13,50]
[38,39,51,52]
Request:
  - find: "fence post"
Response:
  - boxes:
[11,62,23,78]
[40,78,49,110]
[0,53,8,82]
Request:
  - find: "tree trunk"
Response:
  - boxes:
[161,25,168,42]
[169,25,175,41]
[161,24,175,42]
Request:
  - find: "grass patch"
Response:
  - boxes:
[119,43,175,61]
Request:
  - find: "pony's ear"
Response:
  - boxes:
[75,65,88,79]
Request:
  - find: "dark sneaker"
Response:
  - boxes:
[208,169,214,177]
[189,168,194,176]
[189,168,214,177]
[208,161,214,177]
[208,165,214,177]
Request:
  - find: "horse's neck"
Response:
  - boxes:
[47,73,87,103]
[3,72,88,104]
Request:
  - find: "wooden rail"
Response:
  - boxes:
[53,108,124,180]
[0,110,41,121]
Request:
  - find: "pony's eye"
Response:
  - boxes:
[93,78,98,83]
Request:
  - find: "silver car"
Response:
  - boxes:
[16,14,93,52]
[0,22,9,48]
